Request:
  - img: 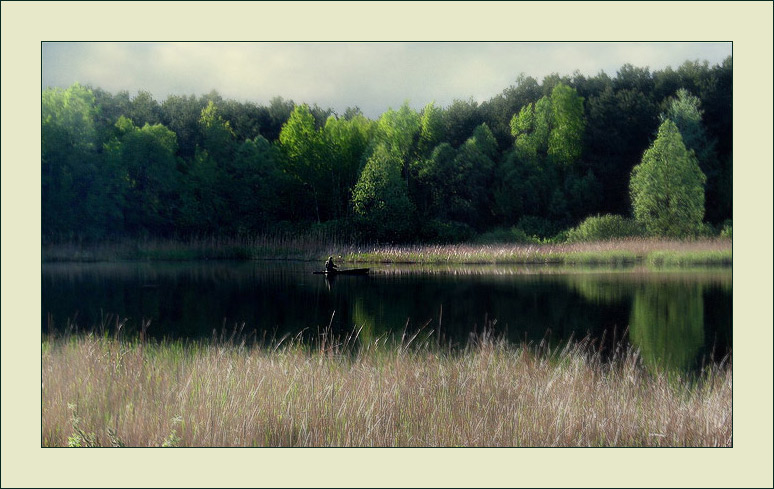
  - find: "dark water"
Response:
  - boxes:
[42,261,732,373]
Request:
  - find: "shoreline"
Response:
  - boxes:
[42,237,732,267]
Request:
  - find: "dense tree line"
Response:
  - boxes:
[42,57,731,242]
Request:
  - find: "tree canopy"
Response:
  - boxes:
[41,57,732,243]
[630,119,707,237]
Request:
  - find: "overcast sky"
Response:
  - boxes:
[42,42,731,118]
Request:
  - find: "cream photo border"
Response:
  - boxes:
[2,2,772,487]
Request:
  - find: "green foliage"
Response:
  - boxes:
[547,83,586,167]
[474,227,536,244]
[41,61,731,244]
[199,101,236,163]
[418,102,445,156]
[662,89,724,224]
[420,220,475,243]
[279,104,329,221]
[66,403,97,448]
[161,416,184,447]
[499,83,588,228]
[226,136,290,231]
[565,214,644,242]
[107,117,181,235]
[515,216,564,240]
[719,220,732,239]
[630,120,707,237]
[585,86,659,215]
[322,114,374,219]
[375,102,421,161]
[413,124,496,231]
[351,143,416,241]
[443,98,482,148]
[510,83,584,167]
[42,83,102,236]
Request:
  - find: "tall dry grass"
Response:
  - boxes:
[41,232,353,263]
[42,333,731,447]
[344,238,732,266]
[42,236,731,267]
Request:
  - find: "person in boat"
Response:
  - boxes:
[325,256,338,273]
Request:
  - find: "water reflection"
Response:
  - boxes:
[629,283,705,373]
[42,262,731,373]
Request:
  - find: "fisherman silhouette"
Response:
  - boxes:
[325,256,338,273]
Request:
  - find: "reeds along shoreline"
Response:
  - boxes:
[42,332,732,447]
[42,236,732,266]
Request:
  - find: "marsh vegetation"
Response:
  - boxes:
[42,332,731,447]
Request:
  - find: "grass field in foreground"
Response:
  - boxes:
[42,333,731,447]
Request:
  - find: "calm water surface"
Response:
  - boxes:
[42,261,731,373]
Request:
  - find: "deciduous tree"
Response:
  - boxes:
[630,120,706,237]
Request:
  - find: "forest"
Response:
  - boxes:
[42,57,732,244]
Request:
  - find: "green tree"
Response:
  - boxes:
[499,83,587,227]
[160,94,206,158]
[450,124,497,228]
[413,142,456,221]
[42,83,109,236]
[662,89,716,167]
[127,90,161,126]
[417,102,445,157]
[351,143,415,241]
[265,96,296,141]
[443,98,483,148]
[510,82,585,168]
[199,100,237,164]
[375,102,420,161]
[479,74,542,151]
[106,117,180,234]
[177,147,224,234]
[279,104,329,222]
[662,89,723,225]
[228,136,289,231]
[630,119,706,237]
[585,86,658,215]
[322,114,374,219]
[413,124,496,234]
[548,83,585,167]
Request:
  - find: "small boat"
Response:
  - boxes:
[313,268,370,276]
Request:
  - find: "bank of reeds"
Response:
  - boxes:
[43,236,731,267]
[42,233,350,263]
[42,332,731,447]
[344,238,732,266]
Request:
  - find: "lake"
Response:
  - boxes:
[42,261,732,374]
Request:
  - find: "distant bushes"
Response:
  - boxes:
[563,214,732,243]
[719,220,732,239]
[565,214,644,243]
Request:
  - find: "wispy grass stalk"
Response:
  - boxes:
[344,238,731,267]
[42,330,731,447]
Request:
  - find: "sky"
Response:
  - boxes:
[42,42,731,119]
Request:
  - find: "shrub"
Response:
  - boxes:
[565,214,644,243]
[719,220,732,239]
[697,222,716,238]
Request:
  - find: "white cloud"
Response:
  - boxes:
[42,42,731,118]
